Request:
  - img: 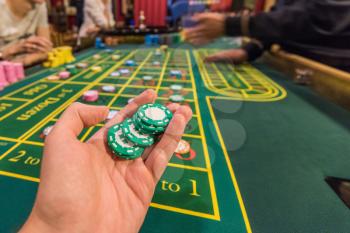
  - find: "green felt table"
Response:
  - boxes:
[0,41,349,233]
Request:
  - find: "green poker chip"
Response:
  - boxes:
[107,123,144,159]
[122,119,154,146]
[136,103,173,127]
[133,114,165,135]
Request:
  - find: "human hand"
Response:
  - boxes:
[205,49,248,64]
[23,36,53,54]
[183,13,226,46]
[86,26,101,36]
[20,89,192,233]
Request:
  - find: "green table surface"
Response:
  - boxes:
[0,40,349,233]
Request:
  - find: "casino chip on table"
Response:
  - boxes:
[125,60,136,66]
[83,90,99,102]
[77,62,88,69]
[47,75,60,81]
[170,70,182,78]
[93,54,101,60]
[107,103,173,160]
[120,68,130,76]
[169,94,184,103]
[58,71,70,80]
[175,139,190,154]
[170,84,183,92]
[91,66,102,72]
[40,125,54,139]
[110,71,120,77]
[101,85,116,93]
[152,61,161,66]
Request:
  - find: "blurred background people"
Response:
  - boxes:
[0,0,53,66]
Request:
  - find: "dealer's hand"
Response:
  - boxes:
[20,89,192,233]
[205,49,248,64]
[184,13,226,46]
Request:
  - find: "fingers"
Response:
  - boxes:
[183,26,205,41]
[24,43,47,53]
[104,89,157,128]
[24,37,52,53]
[204,50,248,64]
[88,89,157,146]
[141,103,181,160]
[49,103,109,140]
[191,13,210,23]
[145,106,192,181]
[205,52,231,63]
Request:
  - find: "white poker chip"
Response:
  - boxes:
[170,70,182,76]
[120,69,130,74]
[169,94,184,102]
[102,85,116,93]
[66,64,76,70]
[77,63,88,68]
[110,71,120,77]
[170,84,183,91]
[43,125,54,136]
[142,76,153,81]
[107,110,119,120]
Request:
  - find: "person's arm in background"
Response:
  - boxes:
[10,3,53,66]
[204,39,270,63]
[225,0,350,41]
[185,0,350,63]
[85,0,108,30]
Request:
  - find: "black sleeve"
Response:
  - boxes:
[242,41,272,62]
[225,0,350,42]
[242,42,264,62]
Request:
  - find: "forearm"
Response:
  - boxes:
[0,42,23,60]
[36,27,51,42]
[225,0,350,42]
[12,53,48,67]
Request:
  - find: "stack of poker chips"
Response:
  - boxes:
[169,84,185,103]
[107,103,173,160]
[0,62,25,91]
[43,46,75,68]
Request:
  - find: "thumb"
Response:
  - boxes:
[52,102,109,139]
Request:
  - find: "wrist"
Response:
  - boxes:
[2,44,21,59]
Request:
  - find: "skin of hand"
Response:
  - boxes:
[1,36,52,60]
[86,26,102,37]
[12,52,48,67]
[1,42,24,59]
[19,89,192,233]
[23,36,53,54]
[183,13,226,46]
[204,49,248,64]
